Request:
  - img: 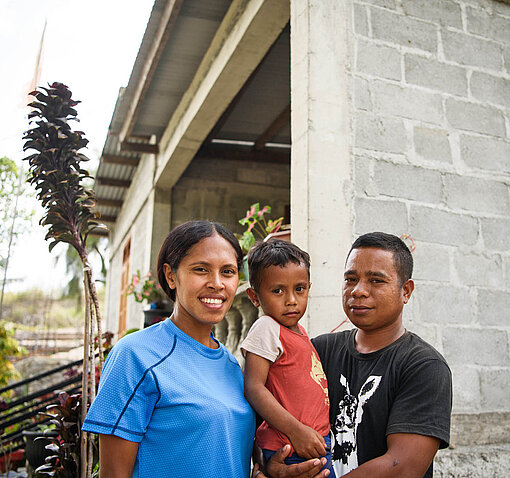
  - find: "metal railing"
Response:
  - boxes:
[0,358,83,453]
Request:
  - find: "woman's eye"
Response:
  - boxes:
[194,267,207,272]
[223,268,236,275]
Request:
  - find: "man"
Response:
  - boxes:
[257,232,452,478]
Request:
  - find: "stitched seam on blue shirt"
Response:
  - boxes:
[83,420,145,436]
[112,334,177,433]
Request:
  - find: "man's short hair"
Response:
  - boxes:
[247,239,311,291]
[348,232,413,285]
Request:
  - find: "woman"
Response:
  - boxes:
[82,221,256,477]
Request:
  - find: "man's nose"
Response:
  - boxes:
[351,281,369,297]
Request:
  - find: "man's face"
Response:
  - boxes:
[342,247,413,332]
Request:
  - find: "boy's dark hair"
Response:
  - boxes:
[348,232,413,285]
[247,239,311,291]
[157,220,243,301]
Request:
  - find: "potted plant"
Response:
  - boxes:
[126,271,173,328]
[236,203,287,280]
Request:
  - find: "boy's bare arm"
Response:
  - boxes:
[244,352,326,459]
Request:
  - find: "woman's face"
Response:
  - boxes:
[164,233,240,329]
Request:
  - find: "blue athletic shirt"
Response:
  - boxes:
[82,319,255,477]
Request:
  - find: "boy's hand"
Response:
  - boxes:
[288,424,327,459]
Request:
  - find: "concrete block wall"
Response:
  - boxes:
[349,0,510,425]
[171,156,290,234]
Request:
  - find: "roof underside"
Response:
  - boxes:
[94,0,290,227]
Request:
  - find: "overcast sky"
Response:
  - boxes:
[0,0,154,292]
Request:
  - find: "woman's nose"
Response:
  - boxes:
[207,272,224,289]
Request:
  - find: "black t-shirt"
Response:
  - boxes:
[312,329,452,478]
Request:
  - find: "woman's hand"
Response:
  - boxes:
[255,445,330,478]
[288,424,326,459]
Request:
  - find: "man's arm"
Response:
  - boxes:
[343,433,440,478]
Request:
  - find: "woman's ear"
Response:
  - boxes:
[163,263,176,290]
[246,287,260,307]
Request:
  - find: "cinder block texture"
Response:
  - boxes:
[471,71,510,108]
[443,327,509,366]
[444,174,509,214]
[372,81,443,124]
[477,289,510,325]
[442,30,502,70]
[481,217,510,251]
[412,244,450,282]
[481,369,510,410]
[357,40,401,80]
[354,113,408,153]
[460,134,510,173]
[414,126,452,163]
[373,161,443,203]
[445,99,506,137]
[415,284,472,324]
[409,206,479,246]
[449,366,481,411]
[466,6,510,45]
[454,253,503,288]
[371,8,438,52]
[401,0,462,28]
[405,54,468,96]
[354,197,408,235]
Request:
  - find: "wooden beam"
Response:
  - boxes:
[118,0,184,144]
[89,228,109,237]
[97,215,117,223]
[254,104,290,150]
[95,198,123,208]
[197,144,290,163]
[120,141,159,154]
[96,177,132,188]
[102,154,140,167]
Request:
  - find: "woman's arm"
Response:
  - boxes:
[244,352,326,459]
[99,434,139,478]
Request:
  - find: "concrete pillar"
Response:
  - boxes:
[290,0,353,336]
[146,187,172,273]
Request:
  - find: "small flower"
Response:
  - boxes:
[132,275,139,286]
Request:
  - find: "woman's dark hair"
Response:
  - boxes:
[157,220,243,301]
[348,232,413,285]
[247,239,311,292]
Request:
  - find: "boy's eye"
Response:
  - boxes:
[272,288,282,294]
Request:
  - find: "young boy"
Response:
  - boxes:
[240,239,335,476]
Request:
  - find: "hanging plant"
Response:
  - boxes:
[23,82,105,478]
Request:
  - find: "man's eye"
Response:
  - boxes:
[296,286,306,292]
[344,277,356,283]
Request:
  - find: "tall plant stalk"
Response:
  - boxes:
[23,82,106,478]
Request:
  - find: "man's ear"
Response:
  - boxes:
[163,263,176,290]
[402,279,414,304]
[246,287,260,307]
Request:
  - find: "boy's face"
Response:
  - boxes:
[247,262,310,333]
[342,247,413,333]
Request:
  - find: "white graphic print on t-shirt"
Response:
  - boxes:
[332,374,381,476]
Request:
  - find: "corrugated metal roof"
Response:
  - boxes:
[93,0,290,227]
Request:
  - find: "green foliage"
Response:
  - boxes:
[37,392,86,477]
[22,82,105,259]
[0,321,27,391]
[236,202,284,254]
[0,156,33,271]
